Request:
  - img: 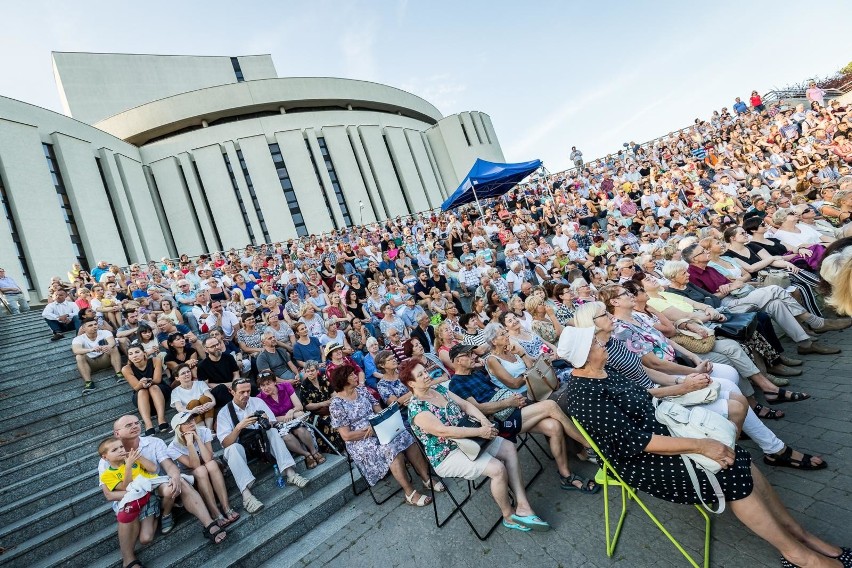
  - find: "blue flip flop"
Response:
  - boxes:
[510,514,551,532]
[502,519,531,532]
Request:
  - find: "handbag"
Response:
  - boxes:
[227,403,275,463]
[654,399,737,514]
[666,380,720,406]
[451,416,492,460]
[713,312,757,341]
[670,318,715,354]
[368,402,405,445]
[524,355,559,402]
[758,269,791,290]
[488,388,518,421]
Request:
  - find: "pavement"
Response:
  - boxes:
[263,328,852,568]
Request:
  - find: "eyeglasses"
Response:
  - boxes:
[615,290,634,299]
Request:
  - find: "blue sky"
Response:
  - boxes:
[2,1,851,171]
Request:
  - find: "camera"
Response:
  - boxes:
[252,411,272,431]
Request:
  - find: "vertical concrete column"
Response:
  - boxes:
[223,141,264,242]
[305,128,346,228]
[404,129,443,209]
[177,152,219,251]
[480,114,505,161]
[346,125,386,221]
[191,143,250,248]
[322,125,376,225]
[420,132,448,200]
[148,157,206,255]
[272,129,333,234]
[235,134,297,241]
[0,120,77,295]
[358,125,408,217]
[97,148,146,263]
[113,153,171,261]
[383,127,429,212]
[51,133,127,265]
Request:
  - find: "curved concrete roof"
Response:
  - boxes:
[94,77,445,146]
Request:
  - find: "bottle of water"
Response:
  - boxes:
[273,464,286,488]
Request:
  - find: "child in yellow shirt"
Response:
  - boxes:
[98,437,158,523]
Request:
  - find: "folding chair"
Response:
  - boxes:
[571,417,711,568]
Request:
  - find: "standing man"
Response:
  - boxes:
[0,267,29,314]
[42,289,80,341]
[100,415,225,568]
[570,146,584,169]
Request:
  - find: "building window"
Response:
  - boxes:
[268,143,308,237]
[43,143,88,270]
[223,153,257,245]
[305,140,339,230]
[94,157,131,264]
[191,160,224,251]
[230,57,244,82]
[316,137,352,226]
[0,169,34,290]
[235,149,270,243]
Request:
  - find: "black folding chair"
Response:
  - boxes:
[347,455,408,505]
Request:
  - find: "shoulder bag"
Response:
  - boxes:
[227,402,274,463]
[524,355,559,402]
[670,318,715,354]
[368,402,406,445]
[653,399,737,514]
[665,380,720,406]
[451,416,492,460]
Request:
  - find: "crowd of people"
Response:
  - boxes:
[10,88,852,567]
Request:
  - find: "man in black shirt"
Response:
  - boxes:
[197,335,242,407]
[426,265,464,312]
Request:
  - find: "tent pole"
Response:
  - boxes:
[472,186,485,219]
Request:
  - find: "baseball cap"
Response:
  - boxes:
[449,344,475,360]
[170,411,194,432]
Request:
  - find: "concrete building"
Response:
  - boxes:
[0,52,504,301]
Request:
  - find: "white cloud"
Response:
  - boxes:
[400,74,467,114]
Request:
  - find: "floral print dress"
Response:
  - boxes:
[329,386,414,486]
[408,385,465,469]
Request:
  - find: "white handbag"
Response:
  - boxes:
[653,399,737,514]
[666,380,720,407]
[368,402,406,445]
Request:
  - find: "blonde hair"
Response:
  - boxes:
[833,189,852,206]
[524,294,545,314]
[573,301,607,330]
[821,245,852,316]
[434,322,455,351]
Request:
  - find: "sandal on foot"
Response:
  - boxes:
[313,453,326,465]
[754,403,784,420]
[834,547,852,567]
[224,508,240,525]
[780,557,801,568]
[763,388,810,404]
[160,513,174,534]
[510,513,551,532]
[123,561,145,568]
[422,478,445,492]
[304,455,318,469]
[405,490,432,507]
[203,522,227,544]
[763,446,827,471]
[502,519,531,532]
[560,473,600,494]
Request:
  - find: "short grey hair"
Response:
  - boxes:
[662,260,690,280]
[365,336,379,349]
[481,322,504,348]
[261,329,277,341]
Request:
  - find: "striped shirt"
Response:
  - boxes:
[605,338,654,390]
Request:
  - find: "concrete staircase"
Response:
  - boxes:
[0,310,358,567]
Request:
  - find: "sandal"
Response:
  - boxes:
[754,403,784,420]
[560,473,600,494]
[305,455,318,469]
[510,513,551,532]
[404,490,432,507]
[502,519,531,532]
[224,508,240,525]
[203,521,227,544]
[763,388,810,404]
[160,513,174,534]
[313,452,326,465]
[124,561,145,568]
[422,478,445,492]
[763,446,827,471]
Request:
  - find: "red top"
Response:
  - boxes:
[750,95,762,107]
[687,264,729,294]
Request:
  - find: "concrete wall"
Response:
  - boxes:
[52,52,277,124]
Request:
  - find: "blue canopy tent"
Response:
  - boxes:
[441,158,542,214]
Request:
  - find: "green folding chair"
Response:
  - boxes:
[571,417,711,568]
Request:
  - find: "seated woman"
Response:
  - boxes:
[292,322,324,369]
[257,370,324,469]
[298,360,342,452]
[373,350,413,422]
[564,317,848,568]
[328,364,437,507]
[164,332,200,380]
[167,412,239,530]
[433,322,460,374]
[170,364,216,430]
[121,343,170,435]
[820,237,852,317]
[400,359,551,533]
[526,293,563,344]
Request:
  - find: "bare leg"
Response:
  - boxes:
[729,465,840,567]
[282,433,311,458]
[493,441,534,517]
[136,390,154,431]
[192,466,220,518]
[138,514,158,545]
[481,456,514,521]
[293,427,318,454]
[389,453,417,497]
[117,520,141,566]
[150,385,167,426]
[528,418,570,477]
[76,354,92,381]
[109,348,123,372]
[205,461,232,513]
[178,479,215,527]
[403,444,431,483]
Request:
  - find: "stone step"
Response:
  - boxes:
[12,455,351,568]
[0,337,75,360]
[0,366,123,406]
[0,375,130,426]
